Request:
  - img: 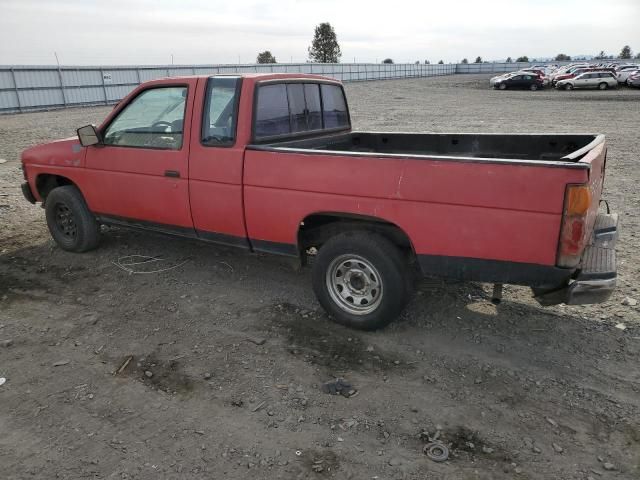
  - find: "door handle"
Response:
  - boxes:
[164,170,180,178]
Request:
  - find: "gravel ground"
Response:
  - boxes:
[0,74,639,479]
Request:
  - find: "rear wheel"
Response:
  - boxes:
[565,83,574,90]
[311,232,412,330]
[45,185,100,252]
[598,82,608,90]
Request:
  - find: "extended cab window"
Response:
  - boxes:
[202,76,241,146]
[103,87,187,150]
[254,82,349,140]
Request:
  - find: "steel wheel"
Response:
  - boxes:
[598,82,608,90]
[45,185,100,252]
[325,254,383,315]
[54,203,78,239]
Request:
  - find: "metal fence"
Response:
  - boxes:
[0,61,567,114]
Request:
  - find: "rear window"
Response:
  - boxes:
[254,82,349,140]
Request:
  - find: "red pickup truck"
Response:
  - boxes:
[21,73,618,330]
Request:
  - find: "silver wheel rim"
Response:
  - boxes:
[326,254,383,315]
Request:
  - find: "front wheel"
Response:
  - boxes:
[598,82,608,90]
[45,185,100,252]
[565,84,574,90]
[498,83,507,90]
[530,83,538,91]
[311,232,412,330]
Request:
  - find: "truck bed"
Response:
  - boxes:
[257,132,603,165]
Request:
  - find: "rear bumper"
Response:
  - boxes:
[21,181,36,204]
[535,212,618,306]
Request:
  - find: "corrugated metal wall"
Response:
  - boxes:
[0,61,565,114]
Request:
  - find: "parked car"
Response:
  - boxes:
[552,67,616,86]
[549,64,589,82]
[20,73,618,330]
[616,65,640,83]
[556,71,618,90]
[493,73,545,90]
[627,71,640,87]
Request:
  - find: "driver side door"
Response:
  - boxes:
[83,80,197,233]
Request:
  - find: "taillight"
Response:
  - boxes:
[557,185,591,268]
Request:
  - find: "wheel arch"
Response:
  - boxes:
[35,174,79,202]
[296,211,416,264]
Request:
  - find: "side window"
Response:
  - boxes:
[255,84,290,138]
[103,87,187,150]
[523,75,532,80]
[202,76,240,146]
[321,84,349,129]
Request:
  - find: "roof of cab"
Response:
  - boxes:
[150,73,340,83]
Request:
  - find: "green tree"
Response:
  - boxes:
[474,56,482,63]
[636,52,640,59]
[595,50,606,59]
[555,53,571,61]
[438,60,444,64]
[424,60,430,64]
[505,57,512,63]
[619,45,632,59]
[515,56,528,62]
[256,51,276,64]
[461,58,468,64]
[382,58,394,64]
[308,22,341,63]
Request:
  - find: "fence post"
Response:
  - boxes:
[9,67,22,112]
[56,65,67,107]
[99,68,108,105]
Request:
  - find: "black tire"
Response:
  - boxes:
[565,83,574,90]
[311,231,412,331]
[598,82,608,90]
[530,83,538,91]
[45,185,100,252]
[498,83,507,90]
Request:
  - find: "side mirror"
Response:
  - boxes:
[77,124,102,147]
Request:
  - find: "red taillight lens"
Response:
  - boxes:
[557,185,591,268]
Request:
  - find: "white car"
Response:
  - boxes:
[616,65,640,83]
[489,72,515,86]
[556,71,618,90]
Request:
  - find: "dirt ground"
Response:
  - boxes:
[1,74,639,480]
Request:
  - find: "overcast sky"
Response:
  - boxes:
[1,0,638,65]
